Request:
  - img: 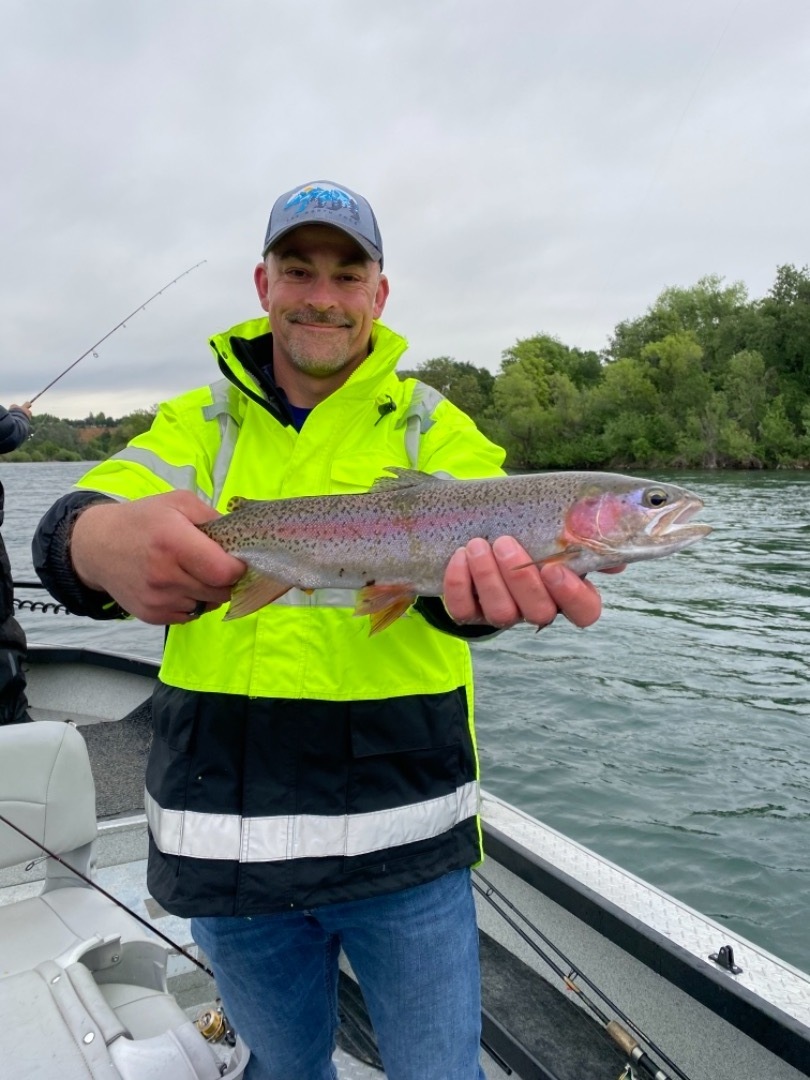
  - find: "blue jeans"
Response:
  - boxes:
[191,868,485,1080]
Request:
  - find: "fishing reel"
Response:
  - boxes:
[194,1000,236,1046]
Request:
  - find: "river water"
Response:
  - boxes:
[2,463,808,971]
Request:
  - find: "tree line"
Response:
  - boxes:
[7,265,810,470]
[402,264,810,470]
[3,409,157,462]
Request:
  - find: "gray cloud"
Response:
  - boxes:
[2,0,808,417]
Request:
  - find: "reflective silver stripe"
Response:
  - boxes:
[270,588,353,609]
[202,378,242,507]
[145,782,479,863]
[397,381,444,468]
[106,447,212,503]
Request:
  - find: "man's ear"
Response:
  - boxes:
[373,273,390,320]
[254,262,270,312]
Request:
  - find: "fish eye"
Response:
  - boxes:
[644,487,670,508]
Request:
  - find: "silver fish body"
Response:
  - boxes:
[199,468,711,631]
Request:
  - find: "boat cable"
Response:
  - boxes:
[0,808,215,981]
[473,870,691,1080]
[12,580,70,615]
[27,260,207,405]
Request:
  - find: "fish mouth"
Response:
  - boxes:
[647,496,712,542]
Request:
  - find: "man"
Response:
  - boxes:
[33,182,611,1080]
[0,400,33,725]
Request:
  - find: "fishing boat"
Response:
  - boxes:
[2,640,809,1079]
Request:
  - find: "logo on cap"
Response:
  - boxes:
[284,185,361,222]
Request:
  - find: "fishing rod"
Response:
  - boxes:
[473,870,691,1080]
[28,260,207,405]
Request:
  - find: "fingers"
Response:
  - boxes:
[445,537,555,628]
[443,537,609,631]
[443,546,484,626]
[70,492,243,624]
[538,562,602,628]
[467,536,561,627]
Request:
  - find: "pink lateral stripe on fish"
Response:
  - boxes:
[198,468,711,634]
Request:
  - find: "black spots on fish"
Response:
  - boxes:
[338,568,345,578]
[643,487,671,508]
[365,579,376,587]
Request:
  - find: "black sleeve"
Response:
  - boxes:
[413,595,502,641]
[32,491,129,620]
[0,407,32,454]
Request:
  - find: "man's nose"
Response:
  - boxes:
[305,276,338,309]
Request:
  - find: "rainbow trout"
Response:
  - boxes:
[199,468,711,633]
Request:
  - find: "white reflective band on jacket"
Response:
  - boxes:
[145,782,480,862]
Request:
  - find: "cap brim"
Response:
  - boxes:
[263,223,382,265]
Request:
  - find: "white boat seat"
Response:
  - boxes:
[0,959,223,1080]
[0,885,150,977]
[0,721,250,1077]
[0,719,97,869]
[98,980,193,1040]
[0,720,150,978]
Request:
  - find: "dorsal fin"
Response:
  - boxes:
[225,495,261,513]
[369,467,444,493]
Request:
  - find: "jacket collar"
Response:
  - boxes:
[209,318,409,424]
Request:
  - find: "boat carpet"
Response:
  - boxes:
[78,697,153,819]
[478,929,629,1080]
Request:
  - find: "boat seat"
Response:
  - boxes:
[0,959,224,1080]
[0,721,250,1078]
[0,882,154,977]
[0,720,150,978]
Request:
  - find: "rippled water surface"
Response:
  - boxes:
[3,463,809,969]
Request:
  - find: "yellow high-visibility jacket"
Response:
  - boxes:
[63,317,507,915]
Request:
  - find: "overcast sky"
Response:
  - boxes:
[2,0,808,419]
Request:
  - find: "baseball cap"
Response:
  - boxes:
[262,181,384,267]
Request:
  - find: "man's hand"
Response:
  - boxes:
[442,536,624,630]
[70,490,245,624]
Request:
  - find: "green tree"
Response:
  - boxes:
[488,363,548,468]
[758,396,801,466]
[755,264,810,424]
[27,414,82,457]
[398,358,494,420]
[722,350,774,441]
[641,333,712,418]
[609,274,749,375]
[500,334,602,389]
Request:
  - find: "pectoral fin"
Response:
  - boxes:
[512,545,587,571]
[355,584,416,635]
[224,568,292,620]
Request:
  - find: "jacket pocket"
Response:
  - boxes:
[343,690,473,874]
[347,690,470,817]
[349,689,467,757]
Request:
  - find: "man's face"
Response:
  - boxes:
[255,224,389,382]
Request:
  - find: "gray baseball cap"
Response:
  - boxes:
[262,181,384,267]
